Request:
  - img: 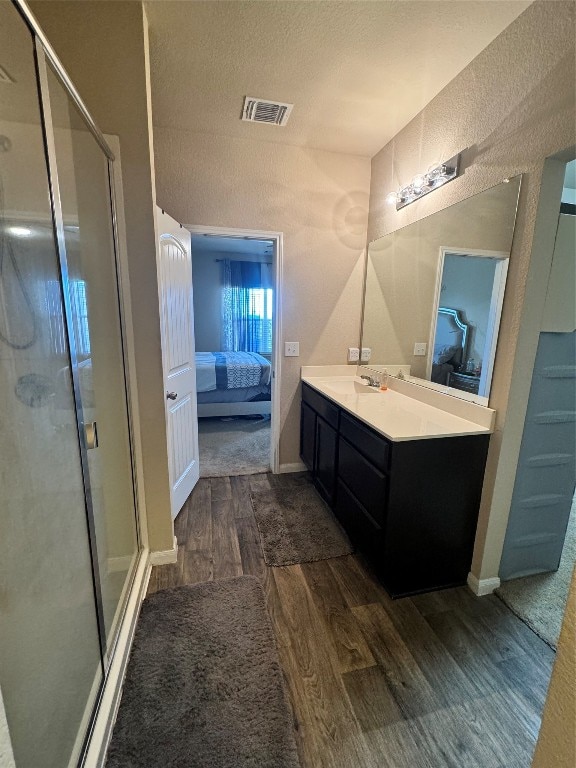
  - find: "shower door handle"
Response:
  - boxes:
[85,421,98,450]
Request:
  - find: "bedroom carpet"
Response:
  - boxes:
[106,577,300,768]
[496,497,575,648]
[199,416,270,477]
[250,478,353,567]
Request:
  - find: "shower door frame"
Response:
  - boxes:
[10,1,150,764]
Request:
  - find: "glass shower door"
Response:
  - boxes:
[41,61,140,658]
[0,2,103,765]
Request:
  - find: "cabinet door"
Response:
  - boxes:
[338,437,388,524]
[315,416,338,504]
[300,401,317,473]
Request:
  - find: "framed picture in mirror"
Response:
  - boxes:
[361,175,522,405]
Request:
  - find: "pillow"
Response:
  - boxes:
[433,344,459,365]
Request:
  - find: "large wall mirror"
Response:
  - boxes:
[361,175,522,405]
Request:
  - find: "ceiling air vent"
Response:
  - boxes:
[241,96,293,127]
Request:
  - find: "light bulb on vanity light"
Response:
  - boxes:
[412,174,426,191]
[427,164,447,184]
[385,192,397,205]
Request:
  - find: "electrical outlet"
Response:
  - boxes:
[284,341,299,357]
[413,342,427,356]
[347,347,360,362]
[361,347,371,362]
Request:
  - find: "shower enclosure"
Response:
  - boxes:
[0,1,142,765]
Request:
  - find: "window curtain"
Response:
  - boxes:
[221,260,273,354]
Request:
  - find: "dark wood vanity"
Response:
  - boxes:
[300,381,490,598]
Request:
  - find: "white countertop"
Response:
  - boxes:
[301,374,494,442]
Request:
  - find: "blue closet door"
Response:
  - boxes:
[500,331,576,580]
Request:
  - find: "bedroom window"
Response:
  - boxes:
[247,287,273,355]
[221,259,273,355]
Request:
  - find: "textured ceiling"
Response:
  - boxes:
[145,0,532,157]
[191,234,273,256]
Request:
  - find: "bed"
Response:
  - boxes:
[195,351,272,417]
[430,307,469,385]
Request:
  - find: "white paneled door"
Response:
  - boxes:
[156,208,200,518]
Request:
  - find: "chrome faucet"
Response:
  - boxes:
[360,374,379,387]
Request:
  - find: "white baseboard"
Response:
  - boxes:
[278,461,307,474]
[149,535,178,565]
[467,572,501,596]
[83,550,151,767]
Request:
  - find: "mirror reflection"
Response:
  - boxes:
[361,175,521,404]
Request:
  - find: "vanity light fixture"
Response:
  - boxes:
[386,153,461,210]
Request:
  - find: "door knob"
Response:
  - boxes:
[166,391,178,400]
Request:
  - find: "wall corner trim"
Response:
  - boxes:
[279,462,307,474]
[149,536,178,565]
[467,572,501,596]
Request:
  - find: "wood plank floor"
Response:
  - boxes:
[147,473,555,768]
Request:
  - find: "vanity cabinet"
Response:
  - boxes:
[300,386,339,504]
[300,382,490,597]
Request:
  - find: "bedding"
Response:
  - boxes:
[431,361,454,385]
[433,343,460,366]
[196,352,217,392]
[197,384,270,405]
[195,351,271,394]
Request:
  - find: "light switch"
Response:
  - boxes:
[413,342,427,356]
[361,347,371,362]
[284,341,299,357]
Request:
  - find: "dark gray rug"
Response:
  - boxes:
[250,483,353,567]
[106,577,300,768]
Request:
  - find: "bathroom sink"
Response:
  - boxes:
[322,380,381,395]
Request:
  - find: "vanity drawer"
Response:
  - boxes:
[302,382,339,429]
[340,412,390,474]
[335,479,383,560]
[338,436,388,524]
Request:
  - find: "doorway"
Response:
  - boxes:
[188,225,282,477]
[427,247,509,400]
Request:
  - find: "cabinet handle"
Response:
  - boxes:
[166,391,178,401]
